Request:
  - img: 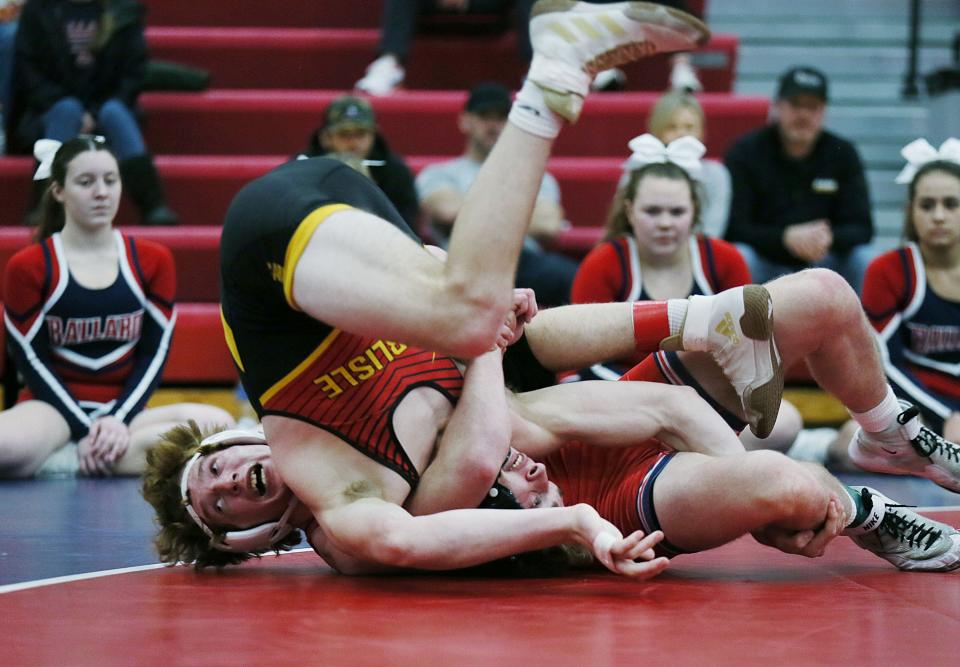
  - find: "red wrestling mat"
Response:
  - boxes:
[5,509,959,666]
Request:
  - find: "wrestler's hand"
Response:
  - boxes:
[495,288,538,351]
[752,496,844,558]
[572,504,668,579]
[88,415,131,467]
[608,530,670,579]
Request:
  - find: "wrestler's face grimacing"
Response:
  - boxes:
[497,447,564,509]
[186,444,294,530]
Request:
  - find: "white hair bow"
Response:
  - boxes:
[33,139,62,181]
[894,137,960,184]
[626,133,705,177]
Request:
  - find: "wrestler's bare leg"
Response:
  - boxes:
[651,269,892,419]
[291,2,708,360]
[652,448,960,572]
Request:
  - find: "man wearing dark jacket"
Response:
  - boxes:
[10,0,176,224]
[297,95,420,229]
[724,66,874,292]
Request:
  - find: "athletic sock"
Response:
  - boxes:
[508,78,564,139]
[667,299,688,336]
[632,301,671,354]
[841,484,884,534]
[850,386,919,439]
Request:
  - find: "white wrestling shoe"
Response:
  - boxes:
[849,401,960,493]
[844,486,960,572]
[527,0,709,121]
[661,285,783,439]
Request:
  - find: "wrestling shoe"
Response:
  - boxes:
[844,486,960,572]
[355,55,405,96]
[849,401,960,493]
[527,1,709,121]
[661,285,783,439]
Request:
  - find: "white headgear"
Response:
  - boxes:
[625,133,705,178]
[179,425,301,554]
[894,137,960,185]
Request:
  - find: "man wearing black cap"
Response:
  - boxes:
[417,82,578,307]
[723,66,874,292]
[296,94,419,228]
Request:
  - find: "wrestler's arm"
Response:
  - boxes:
[272,434,666,577]
[405,348,509,515]
[406,287,537,515]
[509,381,746,458]
[314,496,668,578]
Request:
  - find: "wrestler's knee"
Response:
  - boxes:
[743,450,827,523]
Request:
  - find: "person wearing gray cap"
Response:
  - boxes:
[723,66,875,293]
[296,95,419,227]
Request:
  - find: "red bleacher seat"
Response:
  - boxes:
[146,27,737,93]
[140,0,707,30]
[165,302,237,383]
[0,154,725,237]
[134,90,767,157]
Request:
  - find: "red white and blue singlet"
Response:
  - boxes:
[862,243,960,432]
[3,231,175,439]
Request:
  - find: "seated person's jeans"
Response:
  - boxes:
[43,96,146,160]
[734,242,875,295]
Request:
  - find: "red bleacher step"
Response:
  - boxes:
[1,155,727,232]
[140,0,707,29]
[146,27,737,93]
[134,90,768,157]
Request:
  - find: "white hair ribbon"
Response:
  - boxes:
[894,137,960,184]
[626,133,705,178]
[33,139,62,181]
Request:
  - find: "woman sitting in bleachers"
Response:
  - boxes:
[0,136,233,478]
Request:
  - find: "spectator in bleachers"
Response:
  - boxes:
[0,136,234,478]
[861,139,960,440]
[355,1,702,96]
[629,90,730,237]
[296,95,419,229]
[0,0,22,153]
[355,0,515,96]
[417,81,577,306]
[570,132,802,451]
[724,66,874,293]
[784,139,960,470]
[10,0,178,225]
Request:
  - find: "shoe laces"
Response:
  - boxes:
[911,425,960,464]
[879,504,944,552]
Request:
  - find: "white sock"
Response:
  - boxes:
[850,386,918,438]
[508,78,564,139]
[667,299,688,336]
